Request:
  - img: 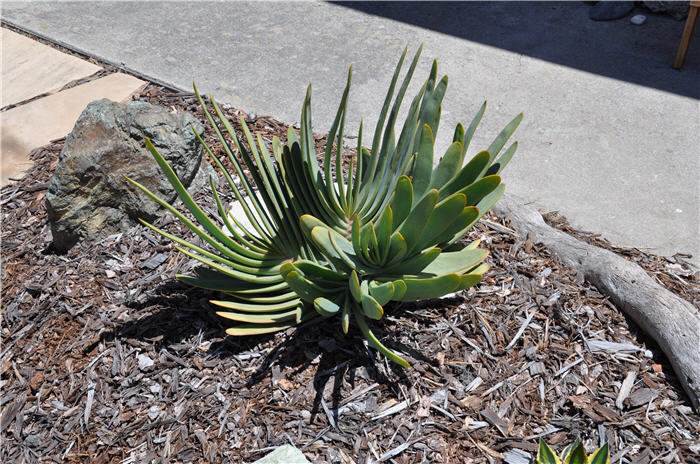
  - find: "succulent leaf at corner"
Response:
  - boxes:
[314,297,340,317]
[536,440,562,464]
[349,270,362,302]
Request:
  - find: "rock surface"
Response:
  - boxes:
[630,14,647,25]
[252,445,311,464]
[589,1,634,21]
[643,1,690,20]
[46,99,213,251]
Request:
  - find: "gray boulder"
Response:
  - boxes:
[643,1,690,20]
[46,99,215,252]
[589,1,634,21]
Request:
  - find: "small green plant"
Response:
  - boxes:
[536,439,610,464]
[126,45,522,366]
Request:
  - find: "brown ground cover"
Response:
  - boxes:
[1,85,698,463]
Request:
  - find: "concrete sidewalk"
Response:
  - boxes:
[2,1,698,264]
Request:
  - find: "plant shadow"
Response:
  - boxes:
[106,279,443,428]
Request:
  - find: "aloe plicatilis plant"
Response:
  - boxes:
[126,45,522,366]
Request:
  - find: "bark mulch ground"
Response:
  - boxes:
[1,84,699,464]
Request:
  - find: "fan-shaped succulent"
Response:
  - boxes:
[126,45,522,367]
[535,439,610,464]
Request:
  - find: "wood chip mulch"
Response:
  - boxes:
[1,85,699,464]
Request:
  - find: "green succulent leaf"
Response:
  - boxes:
[391,279,407,300]
[367,222,381,264]
[361,292,384,320]
[457,175,501,206]
[367,46,409,182]
[176,267,257,292]
[139,219,281,276]
[299,214,326,235]
[314,297,341,317]
[349,270,362,302]
[174,246,283,285]
[211,298,300,314]
[560,441,579,462]
[462,101,487,159]
[439,150,490,198]
[442,184,507,245]
[359,222,373,262]
[233,291,299,304]
[536,440,562,464]
[587,444,610,464]
[341,294,351,334]
[430,141,463,191]
[452,122,466,162]
[354,305,410,367]
[385,232,408,266]
[226,322,296,336]
[431,206,481,246]
[375,206,393,263]
[563,442,587,464]
[476,179,506,209]
[216,308,298,324]
[467,262,490,276]
[389,175,413,231]
[385,247,442,275]
[414,192,467,251]
[485,112,523,169]
[368,281,395,306]
[400,274,462,301]
[485,141,518,176]
[293,259,347,281]
[412,124,435,199]
[421,247,489,276]
[309,226,351,270]
[398,188,439,253]
[351,213,363,251]
[457,272,485,291]
[284,270,330,303]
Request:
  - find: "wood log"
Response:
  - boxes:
[493,194,700,410]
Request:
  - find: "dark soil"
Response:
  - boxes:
[1,84,698,464]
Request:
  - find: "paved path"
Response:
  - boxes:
[2,2,698,264]
[1,27,145,186]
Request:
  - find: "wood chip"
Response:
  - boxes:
[504,449,532,464]
[480,407,509,437]
[616,371,638,409]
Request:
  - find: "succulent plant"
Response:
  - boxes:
[535,439,609,464]
[126,45,522,366]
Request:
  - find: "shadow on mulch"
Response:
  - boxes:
[62,257,693,460]
[106,278,439,427]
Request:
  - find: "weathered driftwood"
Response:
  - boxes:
[494,194,700,410]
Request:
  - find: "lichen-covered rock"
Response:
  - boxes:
[46,99,214,251]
